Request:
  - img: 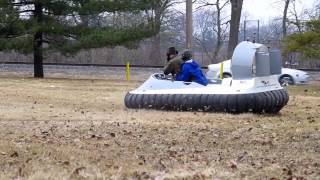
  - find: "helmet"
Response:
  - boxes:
[167,47,179,61]
[182,49,193,61]
[167,47,178,55]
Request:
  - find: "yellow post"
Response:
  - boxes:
[126,62,130,81]
[220,62,224,79]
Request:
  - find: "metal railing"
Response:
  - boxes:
[1,61,320,71]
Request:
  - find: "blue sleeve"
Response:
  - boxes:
[189,65,208,86]
[176,64,191,81]
[176,62,208,86]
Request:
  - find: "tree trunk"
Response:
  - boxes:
[227,0,243,59]
[34,2,44,78]
[149,34,161,65]
[282,0,290,38]
[186,0,193,49]
[292,0,302,33]
[213,0,222,63]
[149,2,162,65]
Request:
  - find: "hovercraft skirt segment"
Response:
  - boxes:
[124,89,289,113]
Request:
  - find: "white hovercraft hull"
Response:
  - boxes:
[124,73,289,113]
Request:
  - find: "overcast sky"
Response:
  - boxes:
[242,0,315,22]
[177,0,316,23]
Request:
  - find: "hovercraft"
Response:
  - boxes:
[124,41,289,113]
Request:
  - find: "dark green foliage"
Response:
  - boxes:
[56,25,155,54]
[306,19,320,32]
[284,20,320,58]
[0,0,156,77]
[74,0,153,15]
[0,0,156,54]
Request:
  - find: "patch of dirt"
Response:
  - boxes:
[0,77,319,179]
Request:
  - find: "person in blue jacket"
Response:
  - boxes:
[176,50,208,86]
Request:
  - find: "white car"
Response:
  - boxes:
[206,60,310,85]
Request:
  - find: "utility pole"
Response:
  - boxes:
[186,0,193,49]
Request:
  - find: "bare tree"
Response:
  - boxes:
[194,0,229,63]
[287,0,303,33]
[194,10,216,61]
[317,0,320,18]
[213,0,230,61]
[148,0,182,65]
[148,1,170,64]
[282,0,291,38]
[268,19,283,41]
[227,0,243,58]
[161,11,186,48]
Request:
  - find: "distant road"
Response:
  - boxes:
[0,63,319,81]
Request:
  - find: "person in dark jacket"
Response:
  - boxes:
[163,47,183,80]
[166,46,179,62]
[176,50,208,86]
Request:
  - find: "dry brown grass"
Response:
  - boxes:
[0,77,319,180]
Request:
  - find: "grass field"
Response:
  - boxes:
[0,77,319,179]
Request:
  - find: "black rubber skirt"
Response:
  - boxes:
[124,89,289,113]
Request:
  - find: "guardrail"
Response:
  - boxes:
[1,62,320,71]
[297,68,320,72]
[0,62,164,68]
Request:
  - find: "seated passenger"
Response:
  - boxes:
[176,50,208,86]
[163,47,183,79]
[166,46,179,62]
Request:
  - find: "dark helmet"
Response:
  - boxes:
[166,47,179,61]
[182,49,193,61]
[167,47,178,55]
